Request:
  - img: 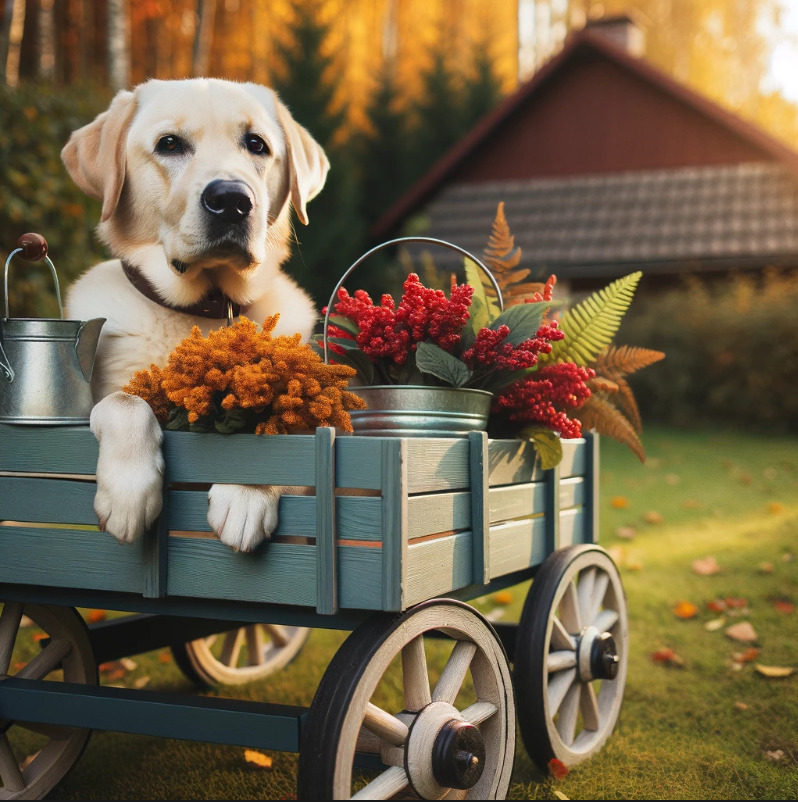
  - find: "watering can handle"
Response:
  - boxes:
[322,236,504,364]
[3,233,64,319]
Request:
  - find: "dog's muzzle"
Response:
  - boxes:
[201,180,254,224]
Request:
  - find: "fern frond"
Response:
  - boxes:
[588,376,620,395]
[597,345,665,379]
[482,202,546,307]
[597,374,643,434]
[575,396,646,462]
[545,272,642,365]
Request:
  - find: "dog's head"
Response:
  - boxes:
[62,78,329,306]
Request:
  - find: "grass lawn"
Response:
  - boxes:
[6,425,798,799]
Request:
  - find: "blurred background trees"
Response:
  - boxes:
[1,1,798,430]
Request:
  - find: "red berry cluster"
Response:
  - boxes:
[492,362,595,438]
[333,274,473,365]
[463,320,564,373]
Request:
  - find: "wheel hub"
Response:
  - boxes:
[578,625,619,681]
[432,718,486,789]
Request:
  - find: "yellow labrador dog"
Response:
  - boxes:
[62,78,328,551]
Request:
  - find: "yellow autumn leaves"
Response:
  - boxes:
[123,315,366,435]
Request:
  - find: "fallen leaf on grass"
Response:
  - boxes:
[771,598,795,615]
[664,473,680,485]
[651,648,685,667]
[783,552,795,563]
[20,750,40,770]
[768,502,785,515]
[644,511,664,525]
[86,609,106,623]
[553,792,570,801]
[484,608,505,622]
[759,562,774,574]
[32,632,47,642]
[120,657,138,671]
[673,600,699,619]
[755,664,796,678]
[732,647,760,664]
[692,556,721,575]
[492,591,513,605]
[547,758,569,779]
[704,616,725,632]
[244,749,273,769]
[707,599,727,613]
[734,701,749,711]
[682,499,701,509]
[134,676,151,689]
[765,749,786,763]
[726,621,758,643]
[158,651,172,663]
[615,525,636,539]
[610,496,629,509]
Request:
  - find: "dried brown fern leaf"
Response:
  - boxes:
[482,202,545,307]
[612,375,644,434]
[596,345,665,379]
[588,376,620,395]
[575,395,646,462]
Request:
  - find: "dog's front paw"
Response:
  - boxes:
[91,391,164,545]
[207,484,280,552]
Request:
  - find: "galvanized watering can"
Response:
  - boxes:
[0,233,105,425]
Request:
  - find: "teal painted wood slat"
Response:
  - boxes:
[335,437,383,489]
[584,431,600,544]
[405,438,470,493]
[0,476,97,525]
[166,538,316,606]
[315,427,337,615]
[488,483,546,525]
[469,431,490,585]
[544,464,561,554]
[558,508,586,548]
[407,492,470,540]
[336,495,383,542]
[559,477,586,510]
[0,677,304,752]
[142,474,169,599]
[489,517,548,578]
[161,431,317,485]
[0,526,144,592]
[487,438,586,486]
[0,424,97,474]
[405,530,474,607]
[380,439,406,611]
[337,545,383,610]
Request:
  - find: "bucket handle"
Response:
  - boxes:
[3,233,64,320]
[322,236,504,364]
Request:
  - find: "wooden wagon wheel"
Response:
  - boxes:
[514,544,628,773]
[297,599,515,800]
[171,624,310,687]
[0,603,97,800]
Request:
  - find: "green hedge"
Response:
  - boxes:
[0,83,111,318]
[618,269,798,431]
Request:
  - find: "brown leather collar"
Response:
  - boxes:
[121,260,241,320]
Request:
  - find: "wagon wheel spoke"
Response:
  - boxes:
[355,726,382,754]
[461,700,497,726]
[245,626,265,667]
[587,572,610,626]
[0,602,24,676]
[432,640,477,704]
[580,682,600,731]
[262,623,289,647]
[550,616,575,651]
[362,702,409,747]
[576,567,596,625]
[17,638,72,680]
[548,667,577,716]
[351,765,409,800]
[556,682,580,745]
[547,649,577,673]
[401,635,431,711]
[219,629,244,668]
[0,731,26,793]
[559,581,582,634]
[593,608,620,634]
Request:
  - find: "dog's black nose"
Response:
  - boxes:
[201,180,253,223]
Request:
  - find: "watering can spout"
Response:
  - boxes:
[75,318,106,383]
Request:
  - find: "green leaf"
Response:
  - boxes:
[326,314,360,336]
[519,426,563,469]
[337,348,376,385]
[416,341,472,387]
[464,258,497,324]
[214,407,248,435]
[165,407,190,431]
[461,295,486,350]
[489,303,548,345]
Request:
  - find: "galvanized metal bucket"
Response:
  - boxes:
[0,233,106,425]
[323,236,503,437]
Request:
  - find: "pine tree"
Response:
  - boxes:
[269,0,364,310]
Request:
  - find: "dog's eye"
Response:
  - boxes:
[156,135,185,155]
[245,134,269,155]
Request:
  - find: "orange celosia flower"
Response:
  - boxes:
[123,315,366,434]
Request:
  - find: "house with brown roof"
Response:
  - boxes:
[371,16,798,292]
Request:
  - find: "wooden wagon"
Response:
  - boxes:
[0,423,628,800]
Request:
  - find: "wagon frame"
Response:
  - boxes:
[0,423,628,800]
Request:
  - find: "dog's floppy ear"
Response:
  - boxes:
[61,89,137,223]
[274,97,330,226]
